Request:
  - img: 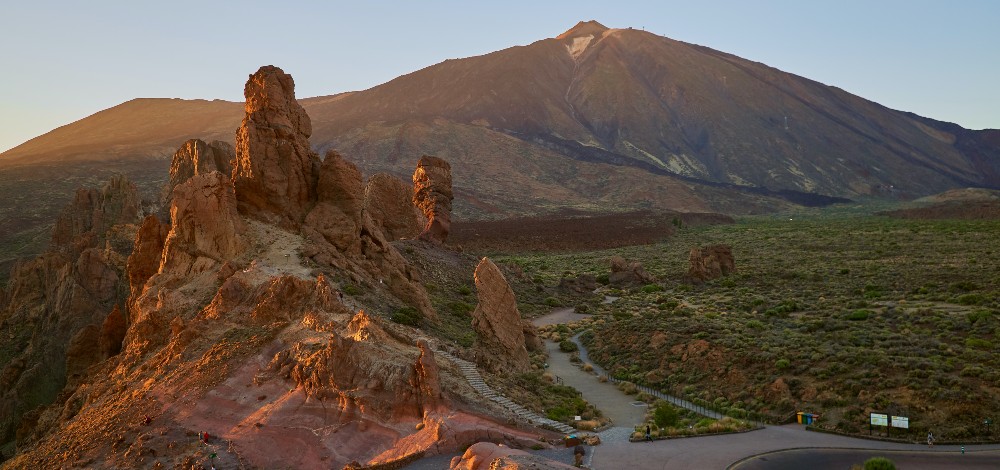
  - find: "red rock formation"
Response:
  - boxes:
[470,257,530,373]
[412,156,454,243]
[364,172,424,240]
[160,172,248,277]
[165,139,234,202]
[0,176,139,450]
[450,442,577,470]
[50,174,140,254]
[99,305,127,358]
[608,255,653,286]
[233,65,319,227]
[304,151,364,253]
[686,244,735,283]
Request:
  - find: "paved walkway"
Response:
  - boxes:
[436,349,575,434]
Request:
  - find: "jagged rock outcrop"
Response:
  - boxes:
[608,255,653,286]
[412,156,453,244]
[0,176,139,451]
[160,172,248,277]
[364,172,424,240]
[470,257,530,373]
[163,139,235,207]
[686,244,735,283]
[558,273,597,293]
[125,215,169,318]
[233,65,319,227]
[98,305,127,358]
[304,151,364,253]
[50,174,140,254]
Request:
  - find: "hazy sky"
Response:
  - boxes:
[1,0,998,153]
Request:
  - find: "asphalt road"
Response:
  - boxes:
[732,447,1000,469]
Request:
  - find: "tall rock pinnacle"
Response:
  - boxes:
[233,65,319,228]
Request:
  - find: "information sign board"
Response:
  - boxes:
[870,413,888,426]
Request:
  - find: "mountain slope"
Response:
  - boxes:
[2,21,999,268]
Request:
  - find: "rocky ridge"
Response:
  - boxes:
[0,66,559,468]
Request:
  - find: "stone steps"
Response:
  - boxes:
[437,349,576,434]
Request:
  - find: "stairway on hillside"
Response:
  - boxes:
[436,350,577,434]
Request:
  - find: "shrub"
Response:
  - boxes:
[641,284,664,293]
[863,457,896,470]
[617,381,638,395]
[965,338,993,349]
[559,340,579,353]
[544,297,563,307]
[967,309,994,324]
[956,293,986,306]
[653,402,680,428]
[575,303,590,314]
[847,310,871,321]
[457,285,473,295]
[775,358,791,370]
[596,273,610,285]
[445,301,474,316]
[342,283,361,296]
[390,306,421,327]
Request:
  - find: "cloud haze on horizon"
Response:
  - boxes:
[1,0,998,153]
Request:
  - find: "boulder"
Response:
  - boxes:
[608,255,653,286]
[470,258,530,373]
[686,244,735,283]
[412,156,453,244]
[364,172,424,240]
[558,273,597,293]
[233,65,319,227]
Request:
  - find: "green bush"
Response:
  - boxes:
[863,457,896,470]
[596,273,610,285]
[967,309,994,324]
[641,284,664,293]
[575,303,590,314]
[653,402,680,428]
[342,284,361,296]
[390,306,421,327]
[445,301,474,316]
[846,309,871,321]
[559,340,579,353]
[956,293,986,305]
[544,297,563,307]
[457,285,473,295]
[775,358,791,370]
[965,338,993,349]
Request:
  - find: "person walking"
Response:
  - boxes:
[645,425,652,442]
[573,444,585,467]
[927,431,934,446]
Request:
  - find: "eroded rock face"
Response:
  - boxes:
[687,244,735,283]
[126,215,169,317]
[304,151,364,253]
[449,442,577,470]
[160,172,248,277]
[412,156,453,244]
[470,258,530,373]
[0,176,139,451]
[167,139,234,199]
[364,172,424,241]
[50,175,140,255]
[233,65,319,227]
[608,255,653,286]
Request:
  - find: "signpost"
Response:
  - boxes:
[891,416,909,429]
[870,413,888,426]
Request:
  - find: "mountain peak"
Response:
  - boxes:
[556,20,609,40]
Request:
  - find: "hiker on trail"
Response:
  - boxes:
[927,431,934,446]
[573,444,585,467]
[203,432,211,444]
[645,425,652,442]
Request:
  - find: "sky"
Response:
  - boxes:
[1,0,998,153]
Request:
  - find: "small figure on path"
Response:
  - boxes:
[573,444,585,467]
[142,415,151,426]
[645,425,652,442]
[927,431,934,446]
